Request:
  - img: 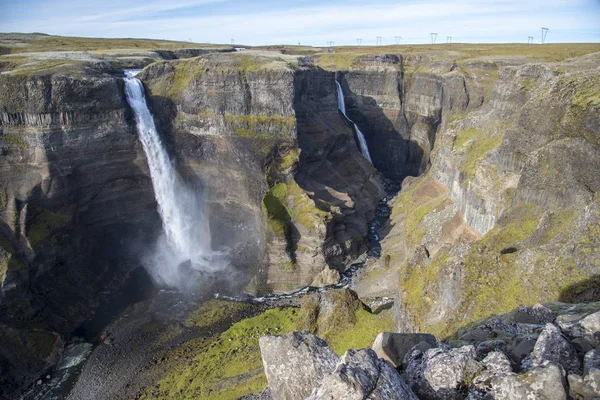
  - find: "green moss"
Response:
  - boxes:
[520,77,536,95]
[0,187,6,209]
[315,53,363,70]
[234,55,269,72]
[281,261,296,271]
[324,308,394,355]
[461,132,503,178]
[3,133,28,149]
[569,75,600,108]
[393,199,590,338]
[225,114,295,138]
[287,181,329,230]
[184,300,254,329]
[27,206,69,247]
[544,208,579,243]
[453,128,480,150]
[142,307,298,400]
[262,180,329,234]
[399,248,449,330]
[390,176,448,247]
[169,58,207,98]
[262,183,290,235]
[279,148,299,170]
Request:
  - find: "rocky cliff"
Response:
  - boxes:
[354,51,600,337]
[0,71,161,395]
[139,52,384,294]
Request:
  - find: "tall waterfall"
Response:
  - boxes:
[335,81,373,164]
[124,70,225,289]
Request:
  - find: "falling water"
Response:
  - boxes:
[335,81,373,164]
[123,70,226,289]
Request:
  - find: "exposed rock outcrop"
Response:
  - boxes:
[372,332,437,368]
[369,52,600,337]
[259,331,417,400]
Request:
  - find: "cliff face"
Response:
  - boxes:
[140,53,385,294]
[357,53,600,337]
[0,73,160,394]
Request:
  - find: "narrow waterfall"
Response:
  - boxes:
[335,81,373,164]
[124,70,225,289]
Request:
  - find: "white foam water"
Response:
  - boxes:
[124,70,226,289]
[335,81,373,163]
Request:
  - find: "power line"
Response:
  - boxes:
[541,27,549,44]
[430,33,438,44]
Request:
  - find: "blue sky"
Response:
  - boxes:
[1,0,599,45]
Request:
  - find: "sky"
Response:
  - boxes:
[1,0,599,46]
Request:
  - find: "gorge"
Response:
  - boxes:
[0,33,599,399]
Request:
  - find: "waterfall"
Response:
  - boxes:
[335,81,373,164]
[124,70,225,289]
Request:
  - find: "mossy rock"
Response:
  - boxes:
[295,289,394,355]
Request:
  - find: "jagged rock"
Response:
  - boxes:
[573,337,595,354]
[460,328,491,342]
[473,351,513,392]
[515,304,556,324]
[490,363,567,400]
[309,268,341,288]
[557,310,600,348]
[237,387,273,400]
[402,341,435,371]
[532,324,581,374]
[568,369,600,400]
[476,340,507,358]
[584,349,600,376]
[482,351,513,376]
[406,345,478,399]
[307,348,418,400]
[372,332,437,368]
[259,331,338,400]
[507,335,537,365]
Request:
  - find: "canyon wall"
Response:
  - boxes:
[139,53,385,294]
[0,73,160,394]
[353,52,600,337]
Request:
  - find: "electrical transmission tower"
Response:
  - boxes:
[541,27,549,44]
[430,33,438,44]
[395,36,402,44]
[231,39,234,45]
[376,36,383,46]
[327,41,335,47]
[357,38,362,45]
[527,36,534,44]
[446,36,452,44]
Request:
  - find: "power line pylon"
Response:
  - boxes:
[395,36,402,44]
[357,38,362,45]
[528,36,534,44]
[446,36,452,44]
[376,36,383,46]
[430,33,438,44]
[541,27,549,44]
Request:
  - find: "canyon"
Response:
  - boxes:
[0,33,599,399]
